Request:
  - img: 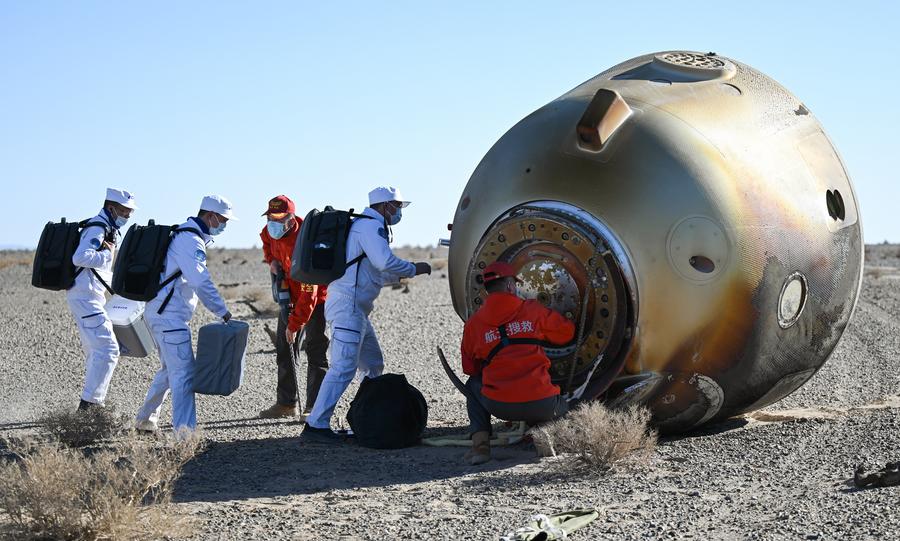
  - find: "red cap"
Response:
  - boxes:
[262,195,296,217]
[482,262,523,284]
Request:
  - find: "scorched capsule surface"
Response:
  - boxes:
[448,51,863,433]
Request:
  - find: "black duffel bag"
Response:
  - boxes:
[346,373,428,449]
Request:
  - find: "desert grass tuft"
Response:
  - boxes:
[533,403,657,472]
[0,431,203,540]
[40,406,129,448]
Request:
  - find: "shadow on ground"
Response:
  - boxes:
[173,415,757,503]
[175,429,540,503]
[668,416,751,439]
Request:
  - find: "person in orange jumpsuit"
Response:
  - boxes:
[259,195,329,418]
[461,261,575,465]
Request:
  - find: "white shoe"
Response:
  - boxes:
[135,419,158,432]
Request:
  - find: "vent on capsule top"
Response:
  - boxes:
[658,52,726,70]
[630,51,737,82]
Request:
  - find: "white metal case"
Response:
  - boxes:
[104,295,154,358]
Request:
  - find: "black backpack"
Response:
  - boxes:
[32,218,114,292]
[112,220,202,312]
[290,206,374,285]
[346,373,428,449]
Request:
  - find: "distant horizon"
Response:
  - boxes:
[7,241,900,253]
[0,242,453,251]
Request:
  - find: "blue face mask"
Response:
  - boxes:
[387,206,402,226]
[267,220,287,239]
[107,208,129,229]
[209,217,227,236]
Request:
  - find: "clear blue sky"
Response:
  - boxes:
[2,2,897,248]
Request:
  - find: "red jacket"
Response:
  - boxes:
[461,292,575,403]
[260,219,326,333]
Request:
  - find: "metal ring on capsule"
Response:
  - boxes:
[465,201,637,393]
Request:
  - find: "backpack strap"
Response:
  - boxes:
[344,211,378,308]
[82,220,112,233]
[347,208,374,220]
[173,226,203,237]
[156,226,204,315]
[482,323,557,366]
[156,271,183,314]
[72,220,116,293]
[91,269,115,295]
[80,220,114,245]
[344,213,375,270]
[346,253,367,268]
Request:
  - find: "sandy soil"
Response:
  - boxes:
[0,245,898,540]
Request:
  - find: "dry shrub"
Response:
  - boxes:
[430,258,448,271]
[0,431,202,540]
[41,406,129,448]
[865,267,885,280]
[220,284,242,301]
[533,403,657,472]
[243,286,267,304]
[0,252,33,271]
[221,283,269,304]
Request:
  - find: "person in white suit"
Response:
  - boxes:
[135,195,234,432]
[301,186,431,443]
[68,188,137,411]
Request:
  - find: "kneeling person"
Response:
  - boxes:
[461,262,575,465]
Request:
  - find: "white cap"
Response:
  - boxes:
[200,194,237,220]
[106,188,138,210]
[368,186,410,207]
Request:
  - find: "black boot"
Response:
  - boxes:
[77,399,96,412]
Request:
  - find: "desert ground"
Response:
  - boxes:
[1,245,898,540]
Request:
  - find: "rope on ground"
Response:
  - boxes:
[421,421,528,447]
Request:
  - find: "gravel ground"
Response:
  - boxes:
[0,245,898,540]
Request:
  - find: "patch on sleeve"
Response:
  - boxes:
[377,227,388,240]
[90,238,101,249]
[195,249,207,263]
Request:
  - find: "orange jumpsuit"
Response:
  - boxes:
[260,218,330,409]
[461,292,575,403]
[260,219,326,333]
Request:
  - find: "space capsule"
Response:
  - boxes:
[447,51,863,433]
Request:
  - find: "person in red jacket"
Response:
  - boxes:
[259,195,329,418]
[461,261,575,465]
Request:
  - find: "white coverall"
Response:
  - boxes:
[135,218,228,430]
[306,207,417,429]
[67,211,118,404]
